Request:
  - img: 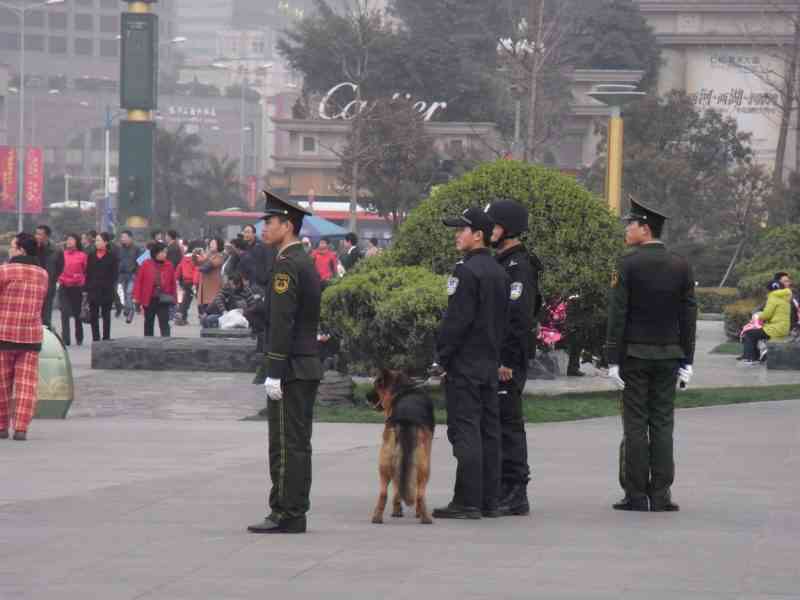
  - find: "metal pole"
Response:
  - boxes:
[104,105,111,229]
[239,74,245,191]
[606,106,624,217]
[17,7,25,232]
[513,99,521,159]
[64,172,69,204]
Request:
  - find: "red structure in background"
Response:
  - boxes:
[23,148,44,214]
[0,147,17,213]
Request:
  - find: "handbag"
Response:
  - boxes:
[79,292,91,323]
[152,262,176,305]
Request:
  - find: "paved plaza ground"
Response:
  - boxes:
[1,313,798,598]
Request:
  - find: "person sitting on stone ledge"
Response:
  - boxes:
[201,273,258,329]
[741,279,792,366]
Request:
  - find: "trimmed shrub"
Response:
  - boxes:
[389,159,624,357]
[321,265,447,374]
[723,298,762,341]
[695,287,738,314]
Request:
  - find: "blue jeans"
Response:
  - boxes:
[118,274,135,317]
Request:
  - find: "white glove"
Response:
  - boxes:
[264,377,283,401]
[678,365,693,389]
[608,365,625,390]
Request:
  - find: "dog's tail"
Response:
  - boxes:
[394,424,418,507]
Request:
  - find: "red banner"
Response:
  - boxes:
[0,146,17,213]
[247,175,257,209]
[23,147,43,214]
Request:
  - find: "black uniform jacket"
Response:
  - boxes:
[387,385,435,431]
[265,242,323,382]
[437,248,511,382]
[496,244,541,384]
[605,242,697,365]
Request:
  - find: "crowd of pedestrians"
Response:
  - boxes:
[0,224,379,346]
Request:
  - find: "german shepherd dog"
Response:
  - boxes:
[369,369,435,525]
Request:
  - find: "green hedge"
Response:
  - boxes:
[695,287,738,313]
[320,265,447,374]
[723,298,761,341]
[388,159,624,358]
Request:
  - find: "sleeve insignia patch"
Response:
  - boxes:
[611,270,619,288]
[510,282,523,300]
[447,276,459,296]
[274,273,290,295]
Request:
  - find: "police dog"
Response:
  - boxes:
[369,369,435,525]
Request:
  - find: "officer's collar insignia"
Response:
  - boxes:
[510,282,523,300]
[610,270,619,288]
[274,273,290,294]
[447,276,459,296]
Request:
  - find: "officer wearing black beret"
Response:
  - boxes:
[606,197,697,512]
[434,207,511,519]
[248,191,322,534]
[486,198,542,517]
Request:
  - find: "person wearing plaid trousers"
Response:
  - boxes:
[0,233,49,441]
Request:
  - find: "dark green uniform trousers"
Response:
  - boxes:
[268,379,319,520]
[619,357,680,502]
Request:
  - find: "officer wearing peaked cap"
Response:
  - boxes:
[434,207,511,520]
[606,196,697,513]
[248,190,322,534]
[486,198,542,517]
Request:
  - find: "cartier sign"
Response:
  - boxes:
[319,82,448,121]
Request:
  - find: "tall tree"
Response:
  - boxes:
[153,124,203,227]
[340,99,437,228]
[278,0,404,230]
[566,0,661,89]
[584,92,754,243]
[190,155,242,216]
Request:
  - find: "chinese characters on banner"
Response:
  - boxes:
[0,146,17,213]
[247,175,257,209]
[0,146,44,214]
[24,147,43,214]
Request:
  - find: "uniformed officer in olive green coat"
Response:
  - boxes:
[606,198,697,513]
[248,191,322,534]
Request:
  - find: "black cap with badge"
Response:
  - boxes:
[262,189,313,222]
[622,195,668,231]
[442,207,494,242]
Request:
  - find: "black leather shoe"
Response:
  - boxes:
[481,506,500,518]
[497,485,531,516]
[12,431,27,441]
[650,498,680,512]
[247,515,306,534]
[612,496,649,511]
[0,430,8,439]
[432,503,481,520]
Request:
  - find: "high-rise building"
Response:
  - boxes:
[0,0,177,85]
[175,0,233,64]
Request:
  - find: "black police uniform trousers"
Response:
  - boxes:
[499,376,530,487]
[445,372,501,510]
[619,357,680,502]
[268,378,319,520]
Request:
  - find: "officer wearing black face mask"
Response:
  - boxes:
[486,199,542,517]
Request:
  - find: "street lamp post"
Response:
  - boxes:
[587,84,646,216]
[212,60,272,199]
[0,0,65,231]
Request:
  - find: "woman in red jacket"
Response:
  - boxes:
[133,242,177,337]
[174,244,199,326]
[57,233,87,346]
